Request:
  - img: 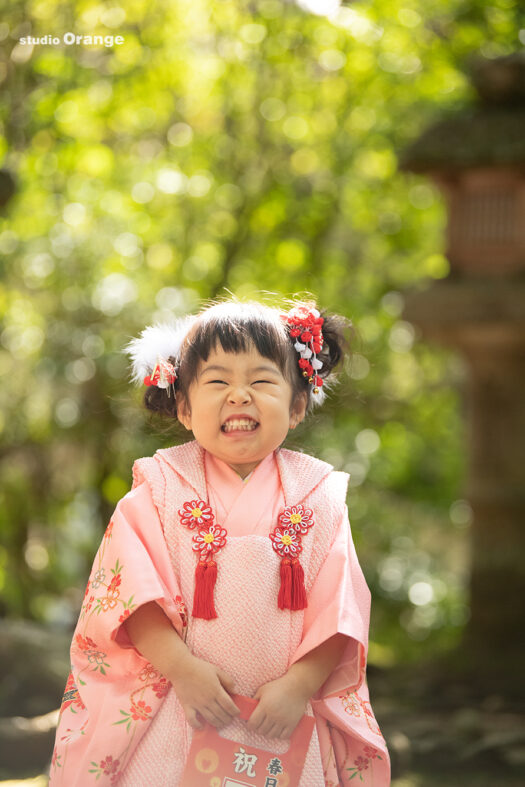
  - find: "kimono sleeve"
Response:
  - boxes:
[50,481,186,787]
[72,480,186,682]
[289,503,371,700]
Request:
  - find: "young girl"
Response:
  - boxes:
[49,298,390,786]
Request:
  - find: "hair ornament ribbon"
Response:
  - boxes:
[282,304,325,394]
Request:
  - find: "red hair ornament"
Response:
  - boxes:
[281,305,325,394]
[124,317,196,392]
[143,356,177,389]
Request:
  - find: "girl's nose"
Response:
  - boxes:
[228,386,251,404]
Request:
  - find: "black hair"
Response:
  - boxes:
[143,297,353,421]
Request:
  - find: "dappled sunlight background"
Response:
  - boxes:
[0,0,523,781]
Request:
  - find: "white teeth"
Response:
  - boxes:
[223,419,258,432]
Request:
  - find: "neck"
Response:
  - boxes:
[227,460,260,479]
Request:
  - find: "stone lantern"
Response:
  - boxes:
[399,53,525,688]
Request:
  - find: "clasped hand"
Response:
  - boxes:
[246,673,309,740]
[173,656,308,741]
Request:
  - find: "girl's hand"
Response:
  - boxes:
[246,674,309,740]
[171,655,241,731]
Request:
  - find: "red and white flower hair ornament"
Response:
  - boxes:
[281,304,326,405]
[123,316,197,392]
[143,356,177,389]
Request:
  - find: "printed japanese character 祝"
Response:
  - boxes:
[233,747,258,777]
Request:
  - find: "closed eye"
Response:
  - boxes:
[206,379,274,385]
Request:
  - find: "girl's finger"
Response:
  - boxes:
[218,694,240,717]
[212,700,235,724]
[259,719,275,737]
[248,712,264,732]
[187,710,203,730]
[203,707,225,727]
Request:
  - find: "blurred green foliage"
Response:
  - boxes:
[0,0,521,666]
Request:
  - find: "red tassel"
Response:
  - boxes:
[203,560,217,613]
[192,560,218,619]
[291,559,307,610]
[278,558,292,609]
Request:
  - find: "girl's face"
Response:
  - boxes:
[177,343,307,479]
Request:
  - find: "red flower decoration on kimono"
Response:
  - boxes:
[278,504,314,536]
[269,526,303,559]
[99,755,120,776]
[153,678,170,698]
[107,574,121,594]
[75,633,98,653]
[271,505,316,611]
[192,524,228,561]
[178,500,214,529]
[60,672,86,713]
[130,700,152,721]
[179,500,224,620]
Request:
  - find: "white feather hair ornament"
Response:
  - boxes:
[310,385,326,407]
[123,316,196,389]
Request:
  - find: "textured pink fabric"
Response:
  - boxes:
[121,449,324,785]
[204,449,282,536]
[49,440,390,786]
[121,449,326,785]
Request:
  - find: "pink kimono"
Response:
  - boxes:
[49,440,390,786]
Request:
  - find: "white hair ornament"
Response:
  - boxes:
[123,316,196,394]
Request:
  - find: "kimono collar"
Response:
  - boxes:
[155,439,333,506]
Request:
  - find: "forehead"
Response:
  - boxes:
[198,344,282,375]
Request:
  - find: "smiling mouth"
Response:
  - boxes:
[221,419,260,433]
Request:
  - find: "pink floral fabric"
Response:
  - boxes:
[49,440,390,786]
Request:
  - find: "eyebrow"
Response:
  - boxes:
[200,364,280,377]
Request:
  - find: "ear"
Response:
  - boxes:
[176,396,192,431]
[289,391,307,429]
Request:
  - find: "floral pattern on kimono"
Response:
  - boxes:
[49,440,390,786]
